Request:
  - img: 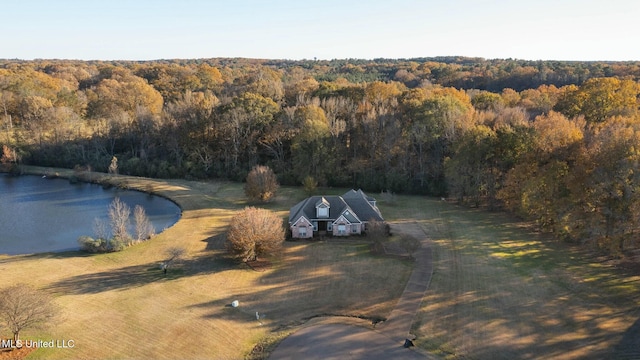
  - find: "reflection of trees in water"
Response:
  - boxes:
[0,176,179,255]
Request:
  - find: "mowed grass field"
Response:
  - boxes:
[3,168,640,359]
[0,168,412,359]
[385,196,640,359]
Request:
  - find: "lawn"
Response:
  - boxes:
[3,167,639,359]
[0,167,412,359]
[384,196,640,359]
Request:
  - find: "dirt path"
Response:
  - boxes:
[270,222,437,359]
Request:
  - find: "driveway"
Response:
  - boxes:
[269,322,427,360]
[270,222,438,359]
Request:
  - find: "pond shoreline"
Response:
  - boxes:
[9,166,184,214]
[0,166,183,256]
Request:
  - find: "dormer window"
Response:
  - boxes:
[318,206,328,217]
[316,197,330,218]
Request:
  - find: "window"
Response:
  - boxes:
[338,224,346,235]
[312,221,318,231]
[351,224,358,233]
[299,226,307,237]
[318,206,328,217]
[327,223,333,231]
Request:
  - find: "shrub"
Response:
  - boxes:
[109,236,128,252]
[226,207,285,262]
[399,235,421,259]
[302,175,318,196]
[245,165,279,202]
[79,200,153,253]
[379,189,397,205]
[78,236,108,253]
[366,219,389,246]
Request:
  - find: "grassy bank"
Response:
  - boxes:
[0,167,412,359]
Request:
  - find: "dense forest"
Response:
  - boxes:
[2,57,640,255]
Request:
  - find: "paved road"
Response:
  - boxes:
[270,222,437,359]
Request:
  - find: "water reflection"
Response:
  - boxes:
[0,175,181,255]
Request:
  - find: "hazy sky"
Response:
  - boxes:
[2,0,639,61]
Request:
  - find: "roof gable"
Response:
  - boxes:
[316,197,330,208]
[289,195,347,223]
[337,208,360,223]
[289,189,383,224]
[292,216,312,227]
[342,189,383,222]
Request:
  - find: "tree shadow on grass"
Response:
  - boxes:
[203,232,227,251]
[187,296,272,327]
[45,263,181,294]
[45,250,239,295]
[188,242,408,331]
[411,203,640,359]
[614,313,640,360]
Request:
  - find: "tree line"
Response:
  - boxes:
[1,58,640,255]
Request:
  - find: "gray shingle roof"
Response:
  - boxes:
[289,189,383,225]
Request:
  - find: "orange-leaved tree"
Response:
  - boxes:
[226,207,284,262]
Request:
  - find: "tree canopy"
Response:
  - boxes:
[2,57,640,255]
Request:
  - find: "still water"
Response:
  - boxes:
[0,174,181,255]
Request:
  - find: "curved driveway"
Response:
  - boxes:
[270,322,426,360]
[270,222,438,359]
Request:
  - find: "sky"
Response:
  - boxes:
[2,0,639,61]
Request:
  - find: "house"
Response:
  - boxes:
[289,189,384,239]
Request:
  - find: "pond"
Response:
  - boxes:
[0,174,182,255]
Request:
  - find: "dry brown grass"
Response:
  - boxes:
[0,167,412,359]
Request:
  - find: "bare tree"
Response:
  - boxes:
[226,207,285,262]
[244,165,279,202]
[109,197,131,242]
[0,285,57,342]
[93,217,109,240]
[134,205,155,241]
[162,247,186,273]
[108,156,118,175]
